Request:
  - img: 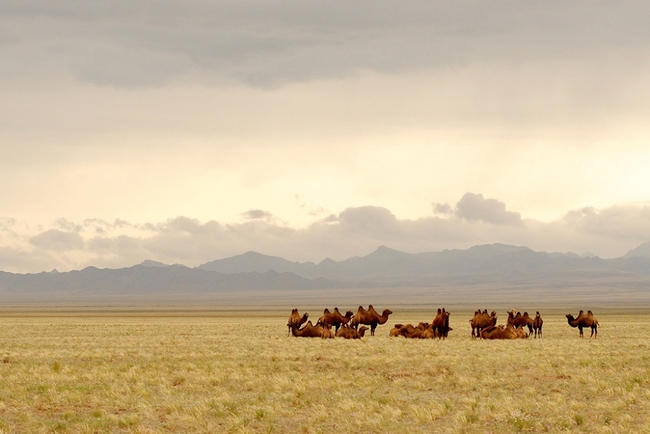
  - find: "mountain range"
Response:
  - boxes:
[1,242,650,305]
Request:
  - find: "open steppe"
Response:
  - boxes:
[1,307,649,433]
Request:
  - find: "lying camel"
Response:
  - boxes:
[507,310,534,335]
[432,308,451,339]
[389,323,405,337]
[350,305,393,336]
[532,311,543,338]
[469,309,497,338]
[290,321,334,338]
[318,307,354,333]
[566,310,599,338]
[480,324,518,340]
[287,308,309,336]
[335,324,368,339]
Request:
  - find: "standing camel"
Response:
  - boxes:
[566,310,599,338]
[350,305,393,336]
[317,307,354,333]
[532,311,543,338]
[469,309,497,338]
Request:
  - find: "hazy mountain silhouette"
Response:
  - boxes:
[2,243,650,304]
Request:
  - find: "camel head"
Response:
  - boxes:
[358,326,369,337]
[382,309,393,316]
[344,310,354,318]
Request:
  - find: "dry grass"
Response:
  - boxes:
[0,309,649,433]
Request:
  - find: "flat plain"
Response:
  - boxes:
[0,308,649,433]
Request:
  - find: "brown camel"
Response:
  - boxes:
[469,309,497,338]
[532,311,543,338]
[350,305,393,336]
[287,308,309,336]
[290,321,334,338]
[507,310,534,335]
[389,323,405,337]
[480,324,518,340]
[390,322,430,339]
[335,324,368,339]
[566,310,599,338]
[432,308,451,339]
[318,307,354,333]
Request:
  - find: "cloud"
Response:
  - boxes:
[29,229,84,251]
[2,194,650,273]
[455,193,523,226]
[2,2,648,88]
[242,210,273,221]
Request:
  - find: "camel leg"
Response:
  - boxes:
[371,322,377,336]
[578,325,584,338]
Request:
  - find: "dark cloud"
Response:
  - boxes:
[433,203,454,216]
[1,1,648,87]
[242,210,273,221]
[455,193,523,226]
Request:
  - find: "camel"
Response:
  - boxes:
[566,310,599,338]
[389,324,405,337]
[389,322,430,339]
[507,310,534,335]
[469,309,497,338]
[514,326,528,339]
[318,307,354,333]
[532,311,543,338]
[287,308,309,336]
[335,324,368,339]
[431,308,451,339]
[350,305,393,336]
[290,320,334,338]
[480,324,518,340]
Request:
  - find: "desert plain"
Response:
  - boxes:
[0,306,649,433]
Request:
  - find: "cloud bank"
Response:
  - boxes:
[2,193,649,273]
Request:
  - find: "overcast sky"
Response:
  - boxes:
[2,1,650,273]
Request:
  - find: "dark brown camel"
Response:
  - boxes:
[350,305,393,336]
[469,309,497,338]
[532,311,543,338]
[507,310,534,335]
[318,307,354,333]
[432,308,451,339]
[566,310,599,338]
[287,308,309,336]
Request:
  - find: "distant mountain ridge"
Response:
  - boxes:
[198,243,650,280]
[1,243,650,304]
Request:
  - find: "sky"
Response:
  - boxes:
[2,1,650,273]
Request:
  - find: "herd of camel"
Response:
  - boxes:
[287,306,600,339]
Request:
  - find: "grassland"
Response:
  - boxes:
[0,308,649,433]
